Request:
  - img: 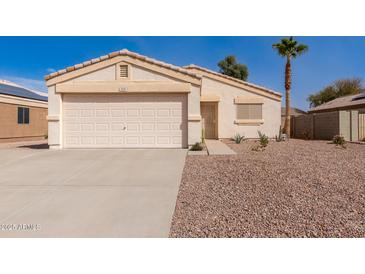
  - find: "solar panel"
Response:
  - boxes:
[352,93,365,101]
[0,83,47,102]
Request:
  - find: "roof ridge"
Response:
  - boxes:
[184,64,281,97]
[45,49,201,81]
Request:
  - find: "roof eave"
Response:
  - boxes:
[45,49,201,85]
[184,64,282,100]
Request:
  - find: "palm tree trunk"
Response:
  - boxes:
[284,58,291,136]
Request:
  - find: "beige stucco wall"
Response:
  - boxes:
[200,77,281,138]
[47,85,62,148]
[188,84,202,144]
[71,65,116,82]
[47,63,202,148]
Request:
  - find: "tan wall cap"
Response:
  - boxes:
[188,115,202,121]
[234,96,263,104]
[201,95,220,102]
[234,119,264,125]
[47,115,59,121]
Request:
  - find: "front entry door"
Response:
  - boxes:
[201,102,218,139]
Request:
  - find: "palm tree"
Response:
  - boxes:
[272,37,308,136]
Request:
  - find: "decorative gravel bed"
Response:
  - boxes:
[170,139,365,237]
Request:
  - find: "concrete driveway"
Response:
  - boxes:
[0,147,186,237]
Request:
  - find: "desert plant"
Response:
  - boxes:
[275,126,284,142]
[190,142,204,151]
[232,133,245,144]
[333,135,346,147]
[201,128,205,143]
[302,130,311,140]
[258,131,269,147]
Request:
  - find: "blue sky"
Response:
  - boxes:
[0,36,364,110]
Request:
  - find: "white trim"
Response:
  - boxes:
[0,94,47,108]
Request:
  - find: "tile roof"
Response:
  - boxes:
[184,64,282,97]
[309,93,365,112]
[0,82,48,102]
[44,49,201,81]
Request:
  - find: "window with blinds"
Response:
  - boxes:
[237,104,262,120]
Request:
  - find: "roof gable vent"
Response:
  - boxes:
[119,65,128,78]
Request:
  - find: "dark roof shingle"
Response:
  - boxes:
[0,83,48,102]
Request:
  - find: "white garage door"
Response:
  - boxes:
[62,94,187,148]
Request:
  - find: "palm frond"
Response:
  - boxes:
[272,37,308,58]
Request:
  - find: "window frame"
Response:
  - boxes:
[234,97,264,125]
[17,106,30,124]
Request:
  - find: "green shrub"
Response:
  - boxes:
[190,142,204,151]
[232,133,245,144]
[258,131,269,147]
[333,135,346,147]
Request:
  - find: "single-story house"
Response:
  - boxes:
[293,93,365,141]
[0,80,48,143]
[45,49,282,149]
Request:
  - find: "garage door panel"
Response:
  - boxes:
[95,109,109,117]
[64,109,79,118]
[62,94,187,148]
[81,136,94,145]
[126,109,139,117]
[80,109,94,117]
[80,123,94,131]
[95,123,109,131]
[95,136,109,145]
[141,123,154,131]
[110,109,124,117]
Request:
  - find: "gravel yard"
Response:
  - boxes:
[170,139,365,237]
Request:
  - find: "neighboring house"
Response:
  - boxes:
[45,49,282,149]
[0,80,48,143]
[281,107,306,127]
[293,93,365,141]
